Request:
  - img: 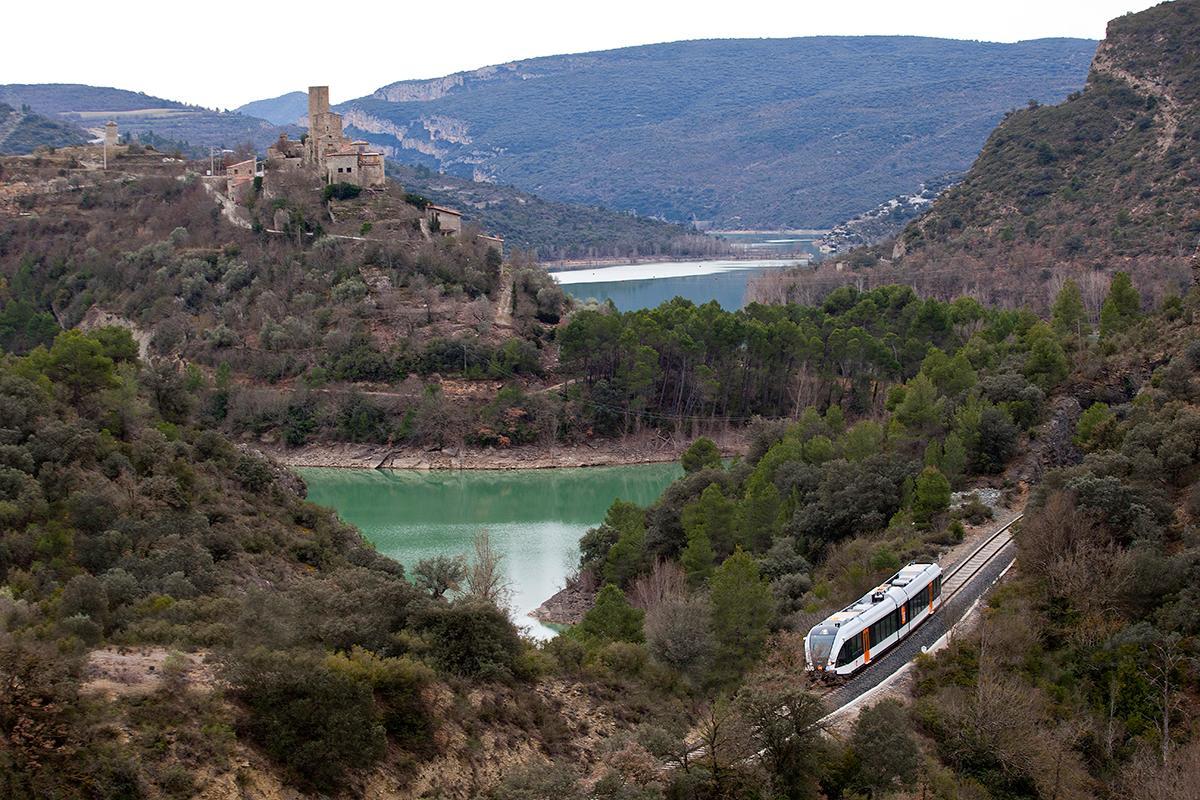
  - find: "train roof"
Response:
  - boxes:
[811,563,940,633]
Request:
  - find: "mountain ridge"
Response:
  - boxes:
[333,35,1098,227]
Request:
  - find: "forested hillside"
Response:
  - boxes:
[546,273,1200,800]
[339,37,1096,227]
[0,325,582,797]
[0,147,576,455]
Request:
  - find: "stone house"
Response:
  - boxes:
[477,233,504,256]
[266,133,304,170]
[224,157,261,200]
[425,204,462,235]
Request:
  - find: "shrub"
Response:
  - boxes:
[228,648,386,792]
[416,598,523,679]
[681,437,722,473]
[322,182,362,202]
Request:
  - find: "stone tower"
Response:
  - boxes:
[103,120,118,147]
[304,86,346,169]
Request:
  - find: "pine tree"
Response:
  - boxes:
[681,525,716,586]
[940,433,967,486]
[736,476,782,552]
[1051,278,1087,336]
[709,549,773,680]
[912,466,951,526]
[681,437,722,473]
[681,483,736,557]
[1100,272,1141,338]
[574,583,644,646]
[1023,321,1069,390]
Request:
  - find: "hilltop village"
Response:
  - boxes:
[194,85,498,251]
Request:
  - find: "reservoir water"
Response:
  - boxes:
[550,257,810,312]
[298,464,682,638]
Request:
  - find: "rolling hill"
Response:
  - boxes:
[236,90,309,125]
[0,102,88,154]
[331,36,1098,228]
[0,83,301,154]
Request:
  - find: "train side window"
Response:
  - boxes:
[933,576,942,598]
[836,632,863,665]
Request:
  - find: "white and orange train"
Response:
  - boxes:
[804,563,943,679]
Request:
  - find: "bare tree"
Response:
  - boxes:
[1148,633,1192,765]
[629,559,687,613]
[693,697,755,793]
[466,530,511,611]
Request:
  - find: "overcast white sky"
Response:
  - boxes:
[2,0,1164,109]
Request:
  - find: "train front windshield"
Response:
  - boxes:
[807,625,837,666]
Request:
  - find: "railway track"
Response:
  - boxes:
[818,512,1023,714]
[669,512,1025,768]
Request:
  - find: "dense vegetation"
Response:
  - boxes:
[502,273,1200,800]
[559,284,1027,434]
[908,294,1200,800]
[0,325,569,797]
[0,155,573,451]
[344,37,1095,227]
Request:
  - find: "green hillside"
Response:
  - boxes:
[339,36,1096,227]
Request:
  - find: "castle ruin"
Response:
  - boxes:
[265,86,385,188]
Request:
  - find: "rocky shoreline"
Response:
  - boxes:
[264,431,748,471]
[530,579,596,627]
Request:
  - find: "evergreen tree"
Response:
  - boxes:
[1099,272,1141,338]
[1022,321,1069,390]
[895,373,941,432]
[709,549,773,680]
[574,583,644,646]
[1075,402,1119,451]
[682,483,736,557]
[848,699,920,796]
[736,477,782,552]
[681,437,722,473]
[912,466,951,526]
[1051,278,1087,336]
[940,433,968,486]
[681,525,716,586]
